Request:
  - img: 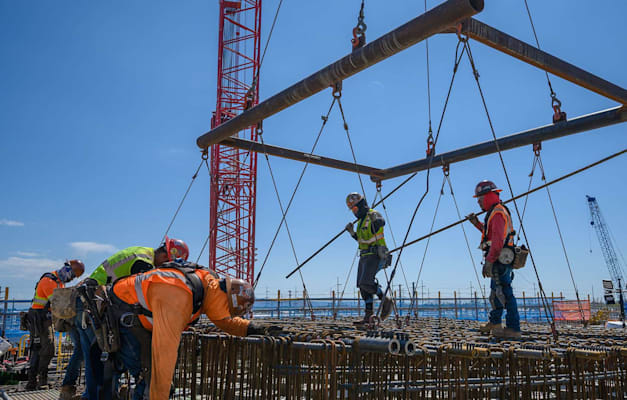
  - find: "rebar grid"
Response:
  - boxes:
[173,317,627,399]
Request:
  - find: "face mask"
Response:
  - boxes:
[57,264,75,283]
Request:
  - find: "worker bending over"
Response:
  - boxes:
[25,260,84,390]
[78,237,189,399]
[345,192,393,324]
[110,261,263,399]
[467,180,521,338]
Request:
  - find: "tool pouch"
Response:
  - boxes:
[94,295,121,354]
[53,316,74,332]
[512,245,529,269]
[50,287,78,320]
[19,311,30,331]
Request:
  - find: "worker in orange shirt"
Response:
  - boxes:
[109,261,265,399]
[25,260,85,390]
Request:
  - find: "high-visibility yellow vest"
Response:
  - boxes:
[90,247,155,285]
[356,209,386,255]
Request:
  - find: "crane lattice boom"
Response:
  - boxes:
[587,195,625,285]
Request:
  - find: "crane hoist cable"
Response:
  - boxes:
[411,173,446,316]
[161,155,206,243]
[424,0,434,156]
[522,0,566,123]
[375,38,468,321]
[443,167,489,313]
[375,185,413,301]
[196,157,230,263]
[334,84,368,201]
[285,170,420,279]
[463,38,559,338]
[245,0,285,109]
[256,127,317,318]
[255,97,338,287]
[535,147,588,325]
[351,0,367,50]
[388,149,626,254]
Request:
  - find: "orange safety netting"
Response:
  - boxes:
[552,300,591,321]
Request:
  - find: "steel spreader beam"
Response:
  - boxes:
[460,18,627,105]
[380,106,626,180]
[222,137,385,178]
[197,0,484,149]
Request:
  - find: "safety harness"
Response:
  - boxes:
[110,263,218,328]
[31,272,61,310]
[480,203,515,254]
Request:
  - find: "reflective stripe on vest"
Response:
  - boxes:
[356,209,386,250]
[129,268,206,330]
[31,272,62,309]
[481,204,514,247]
[91,247,155,285]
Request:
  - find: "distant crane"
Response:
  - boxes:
[586,195,626,324]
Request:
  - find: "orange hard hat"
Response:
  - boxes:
[225,277,255,317]
[165,236,189,261]
[67,259,85,278]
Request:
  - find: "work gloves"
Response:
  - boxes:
[482,260,493,278]
[345,222,355,236]
[247,323,283,336]
[466,213,480,227]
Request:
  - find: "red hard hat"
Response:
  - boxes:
[225,277,255,317]
[473,180,502,198]
[165,236,189,261]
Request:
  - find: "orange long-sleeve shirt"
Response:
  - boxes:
[31,272,64,309]
[146,279,250,400]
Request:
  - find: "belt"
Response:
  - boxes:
[360,246,378,256]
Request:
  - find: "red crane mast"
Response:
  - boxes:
[210,0,261,283]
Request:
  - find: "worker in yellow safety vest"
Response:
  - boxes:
[345,192,393,324]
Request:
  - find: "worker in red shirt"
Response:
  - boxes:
[109,261,266,400]
[26,260,85,390]
[467,180,521,338]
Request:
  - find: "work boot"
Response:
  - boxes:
[493,327,522,339]
[380,297,393,321]
[25,379,38,391]
[60,385,77,400]
[37,372,49,390]
[354,309,374,325]
[479,322,502,334]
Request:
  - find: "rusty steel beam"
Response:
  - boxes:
[381,106,626,180]
[196,0,484,149]
[459,18,627,104]
[222,137,384,178]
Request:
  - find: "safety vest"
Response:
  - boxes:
[356,209,386,254]
[480,203,514,250]
[112,266,218,331]
[90,247,155,285]
[31,272,64,309]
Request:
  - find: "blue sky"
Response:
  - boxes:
[1,0,625,301]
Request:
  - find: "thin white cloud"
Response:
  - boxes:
[16,251,40,257]
[0,219,24,227]
[0,256,63,279]
[369,80,385,90]
[69,241,117,255]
